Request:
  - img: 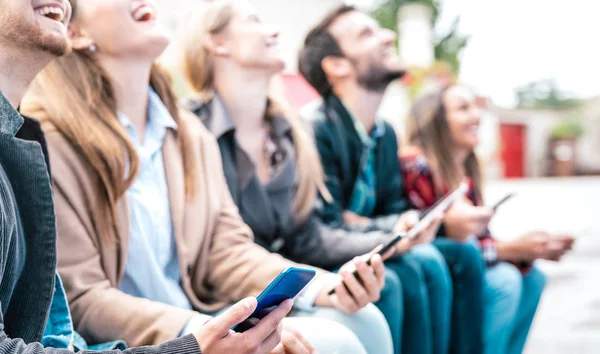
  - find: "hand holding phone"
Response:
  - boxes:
[194,297,291,354]
[327,182,468,296]
[321,254,386,313]
[232,267,315,332]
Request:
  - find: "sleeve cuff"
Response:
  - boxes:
[293,273,337,312]
[179,313,212,337]
[155,334,202,354]
[478,236,499,267]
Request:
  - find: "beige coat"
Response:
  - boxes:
[22,104,318,347]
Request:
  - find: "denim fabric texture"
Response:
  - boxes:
[42,274,127,351]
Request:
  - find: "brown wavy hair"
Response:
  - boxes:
[406,85,483,200]
[22,0,197,242]
[179,0,331,221]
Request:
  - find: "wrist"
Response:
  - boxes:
[314,288,333,307]
[497,241,517,261]
[395,238,412,254]
[297,273,337,310]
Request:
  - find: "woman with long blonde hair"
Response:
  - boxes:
[179,1,400,353]
[21,0,390,353]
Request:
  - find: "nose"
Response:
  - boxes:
[266,24,280,39]
[470,106,483,122]
[381,28,396,45]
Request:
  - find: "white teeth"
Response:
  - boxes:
[36,5,65,22]
[133,6,155,21]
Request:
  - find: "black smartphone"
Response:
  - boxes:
[328,182,470,296]
[491,193,515,211]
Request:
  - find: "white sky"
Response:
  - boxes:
[436,0,600,107]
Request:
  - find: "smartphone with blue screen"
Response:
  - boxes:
[232,267,316,332]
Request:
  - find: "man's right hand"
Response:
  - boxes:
[194,297,292,354]
[444,198,493,241]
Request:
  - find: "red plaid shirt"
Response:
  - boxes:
[400,153,531,273]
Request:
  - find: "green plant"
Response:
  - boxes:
[550,120,584,140]
[516,79,582,109]
[371,0,468,74]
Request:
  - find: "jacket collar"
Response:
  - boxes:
[0,91,25,137]
[326,94,385,146]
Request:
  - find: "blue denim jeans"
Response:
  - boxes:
[433,238,485,354]
[373,268,404,354]
[379,243,452,354]
[42,274,127,351]
[483,263,546,354]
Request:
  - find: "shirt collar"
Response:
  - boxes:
[118,87,177,142]
[207,93,292,140]
[206,93,235,139]
[0,91,25,137]
[335,97,385,145]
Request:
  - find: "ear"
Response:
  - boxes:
[68,23,94,51]
[321,56,352,81]
[202,33,231,57]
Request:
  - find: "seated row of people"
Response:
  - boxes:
[0,0,572,353]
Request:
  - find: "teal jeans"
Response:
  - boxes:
[374,243,452,354]
[483,263,546,354]
[42,274,127,351]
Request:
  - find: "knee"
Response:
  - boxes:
[353,303,391,332]
[413,244,448,270]
[525,265,546,297]
[377,269,403,317]
[412,244,452,290]
[455,242,486,279]
[320,320,368,354]
[351,304,394,353]
[381,268,402,299]
[486,263,523,309]
[390,256,425,292]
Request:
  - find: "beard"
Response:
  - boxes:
[0,8,70,57]
[353,57,406,93]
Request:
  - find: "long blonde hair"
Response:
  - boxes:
[179,0,331,221]
[406,86,483,201]
[22,2,197,242]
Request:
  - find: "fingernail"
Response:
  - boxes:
[243,298,255,309]
[283,299,294,309]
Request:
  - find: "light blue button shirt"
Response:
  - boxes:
[117,88,191,310]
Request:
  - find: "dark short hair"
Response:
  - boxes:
[298,5,356,97]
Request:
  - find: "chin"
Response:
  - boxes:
[271,59,285,74]
[466,141,479,150]
[38,31,71,57]
[383,58,406,72]
[251,59,285,76]
[140,35,170,60]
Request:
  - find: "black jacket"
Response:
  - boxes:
[302,95,408,233]
[187,95,392,269]
[0,92,200,354]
